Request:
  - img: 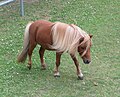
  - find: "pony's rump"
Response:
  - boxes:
[17,22,33,63]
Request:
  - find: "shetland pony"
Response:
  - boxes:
[17,20,92,80]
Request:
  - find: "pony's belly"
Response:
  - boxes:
[37,42,55,51]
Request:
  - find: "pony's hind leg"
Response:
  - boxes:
[70,54,83,80]
[54,52,62,77]
[27,42,37,70]
[39,47,46,70]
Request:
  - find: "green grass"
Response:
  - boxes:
[0,0,120,97]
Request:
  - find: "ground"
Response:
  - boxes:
[0,0,120,97]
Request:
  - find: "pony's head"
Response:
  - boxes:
[78,35,93,64]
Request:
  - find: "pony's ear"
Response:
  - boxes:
[89,34,93,38]
[79,37,84,43]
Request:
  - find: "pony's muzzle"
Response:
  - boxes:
[83,59,91,64]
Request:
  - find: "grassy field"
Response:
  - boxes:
[0,0,120,97]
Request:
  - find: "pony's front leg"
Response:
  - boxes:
[70,54,83,80]
[39,47,46,70]
[54,52,62,77]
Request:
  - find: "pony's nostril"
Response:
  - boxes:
[83,60,91,64]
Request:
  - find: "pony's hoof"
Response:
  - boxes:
[41,66,46,70]
[41,64,46,70]
[54,72,60,77]
[78,76,84,80]
[41,67,46,70]
[27,65,31,70]
[54,75,60,77]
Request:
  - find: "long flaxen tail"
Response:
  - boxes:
[17,22,33,63]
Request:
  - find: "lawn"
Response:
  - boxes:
[0,0,120,97]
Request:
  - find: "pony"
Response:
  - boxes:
[17,20,93,80]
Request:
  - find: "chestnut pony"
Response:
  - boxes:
[17,20,92,80]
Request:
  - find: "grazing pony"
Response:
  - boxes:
[17,20,92,80]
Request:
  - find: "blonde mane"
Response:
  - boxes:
[50,22,90,55]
